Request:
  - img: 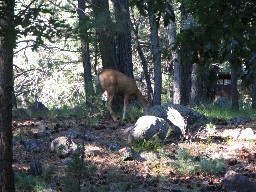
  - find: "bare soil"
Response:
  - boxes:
[13,116,256,192]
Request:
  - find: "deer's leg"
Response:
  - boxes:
[122,94,130,120]
[106,92,118,122]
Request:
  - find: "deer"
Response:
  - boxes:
[97,69,150,121]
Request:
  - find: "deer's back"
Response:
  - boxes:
[99,69,139,95]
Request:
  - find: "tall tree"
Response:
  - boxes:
[167,9,181,104]
[0,0,16,191]
[131,0,174,105]
[230,63,239,111]
[91,0,116,69]
[189,63,200,105]
[252,74,256,109]
[251,57,256,109]
[149,12,162,105]
[131,13,153,102]
[77,0,93,106]
[112,0,133,77]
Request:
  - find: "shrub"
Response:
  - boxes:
[61,146,97,192]
[132,136,163,152]
[15,167,54,192]
[170,147,227,176]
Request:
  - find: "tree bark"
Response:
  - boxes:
[179,44,192,106]
[231,64,239,111]
[167,19,181,104]
[77,0,93,105]
[149,14,162,106]
[132,17,153,103]
[0,0,16,191]
[91,0,116,69]
[252,76,256,109]
[190,63,200,105]
[251,59,256,109]
[112,0,133,77]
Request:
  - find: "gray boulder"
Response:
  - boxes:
[149,103,205,136]
[166,107,187,136]
[127,116,171,142]
[149,103,205,125]
[50,136,78,158]
[24,139,46,153]
[221,170,256,192]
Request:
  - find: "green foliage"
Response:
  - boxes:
[81,185,109,192]
[45,91,107,123]
[15,167,54,192]
[61,146,97,192]
[199,158,227,176]
[171,147,198,176]
[132,136,163,152]
[205,122,216,133]
[105,170,134,191]
[193,103,256,119]
[177,0,256,70]
[130,0,175,26]
[127,106,144,121]
[170,147,226,176]
[15,0,72,50]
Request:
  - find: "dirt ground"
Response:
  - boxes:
[12,116,256,192]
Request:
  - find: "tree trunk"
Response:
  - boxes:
[252,76,256,109]
[0,0,16,191]
[180,45,192,106]
[149,14,162,106]
[231,64,239,111]
[190,63,200,105]
[112,0,133,77]
[77,0,93,106]
[93,34,99,76]
[167,19,181,104]
[132,19,153,103]
[91,0,116,69]
[251,60,256,109]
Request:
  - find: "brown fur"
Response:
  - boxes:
[98,69,149,121]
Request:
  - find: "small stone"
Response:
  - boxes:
[109,144,121,152]
[30,159,43,176]
[119,147,133,161]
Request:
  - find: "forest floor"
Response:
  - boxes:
[12,114,256,192]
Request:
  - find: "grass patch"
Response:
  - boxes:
[15,167,54,192]
[132,136,163,152]
[170,147,227,176]
[193,103,256,119]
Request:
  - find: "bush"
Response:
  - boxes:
[61,146,97,192]
[170,147,227,176]
[132,136,163,152]
[199,158,227,176]
[15,167,54,192]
